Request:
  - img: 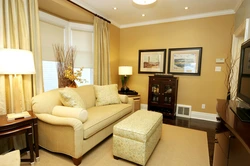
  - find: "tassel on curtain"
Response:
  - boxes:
[94,16,111,85]
[0,0,43,153]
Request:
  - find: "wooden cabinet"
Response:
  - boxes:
[213,124,250,166]
[147,75,178,119]
[213,124,230,166]
[214,100,250,166]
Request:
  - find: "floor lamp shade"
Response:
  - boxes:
[0,49,36,114]
[0,49,36,75]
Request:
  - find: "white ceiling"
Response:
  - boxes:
[72,0,243,28]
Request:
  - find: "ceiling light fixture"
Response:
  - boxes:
[185,7,189,10]
[133,0,156,5]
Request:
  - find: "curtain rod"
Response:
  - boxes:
[68,0,111,24]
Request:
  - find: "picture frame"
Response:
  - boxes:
[167,47,202,75]
[138,49,166,74]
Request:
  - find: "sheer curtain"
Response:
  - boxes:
[94,16,111,85]
[0,0,43,153]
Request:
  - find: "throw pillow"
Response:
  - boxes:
[52,106,88,122]
[94,84,121,106]
[59,87,86,109]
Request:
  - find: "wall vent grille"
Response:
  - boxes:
[176,104,192,118]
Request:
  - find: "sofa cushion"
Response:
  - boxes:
[83,104,132,139]
[59,87,86,109]
[94,84,121,106]
[32,89,62,114]
[52,106,88,123]
[74,85,96,109]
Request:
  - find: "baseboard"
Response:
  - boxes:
[140,104,148,110]
[141,104,219,122]
[191,111,219,122]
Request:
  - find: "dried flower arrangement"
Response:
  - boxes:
[53,45,84,88]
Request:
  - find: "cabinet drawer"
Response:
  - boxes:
[215,131,230,158]
[213,142,228,166]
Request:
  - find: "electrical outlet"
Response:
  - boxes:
[202,104,206,109]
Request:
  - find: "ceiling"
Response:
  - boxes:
[39,0,243,28]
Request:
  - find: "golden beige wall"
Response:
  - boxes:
[109,24,120,84]
[118,15,234,114]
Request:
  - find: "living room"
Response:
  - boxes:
[0,0,250,166]
[38,0,248,121]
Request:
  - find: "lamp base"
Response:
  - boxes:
[120,87,130,92]
[119,88,138,95]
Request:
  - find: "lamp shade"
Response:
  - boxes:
[133,0,156,5]
[119,66,133,76]
[0,49,36,74]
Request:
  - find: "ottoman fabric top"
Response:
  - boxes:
[113,110,162,142]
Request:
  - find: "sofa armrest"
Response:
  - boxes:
[119,94,128,103]
[128,98,135,112]
[36,113,84,158]
[35,113,83,131]
[119,94,134,112]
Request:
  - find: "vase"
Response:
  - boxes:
[68,81,77,88]
[58,77,77,88]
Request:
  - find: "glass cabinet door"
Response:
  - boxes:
[151,84,160,103]
[163,84,173,105]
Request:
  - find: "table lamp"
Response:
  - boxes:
[0,49,35,119]
[119,66,132,92]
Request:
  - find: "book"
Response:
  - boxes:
[7,111,31,121]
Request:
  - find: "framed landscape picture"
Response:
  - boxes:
[167,47,202,75]
[138,49,166,74]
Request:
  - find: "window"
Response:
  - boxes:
[39,11,94,91]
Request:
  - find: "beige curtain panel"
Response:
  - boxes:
[0,0,43,153]
[94,16,111,85]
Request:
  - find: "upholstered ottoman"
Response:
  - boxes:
[113,110,162,166]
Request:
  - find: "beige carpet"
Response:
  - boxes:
[21,124,210,166]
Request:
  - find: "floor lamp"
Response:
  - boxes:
[0,49,36,120]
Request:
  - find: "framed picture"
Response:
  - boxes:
[138,49,166,74]
[167,47,202,75]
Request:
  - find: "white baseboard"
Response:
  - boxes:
[191,111,219,122]
[140,104,219,122]
[140,104,148,110]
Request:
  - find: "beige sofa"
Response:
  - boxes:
[31,85,134,165]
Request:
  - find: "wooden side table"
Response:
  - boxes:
[0,111,39,164]
[127,95,141,111]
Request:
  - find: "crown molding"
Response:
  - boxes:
[234,0,244,12]
[120,10,235,29]
[70,0,236,29]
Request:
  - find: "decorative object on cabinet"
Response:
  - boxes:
[167,47,202,75]
[119,66,132,92]
[138,49,166,74]
[0,49,36,113]
[148,75,178,119]
[118,66,138,95]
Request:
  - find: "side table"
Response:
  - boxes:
[0,111,39,164]
[127,95,141,111]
